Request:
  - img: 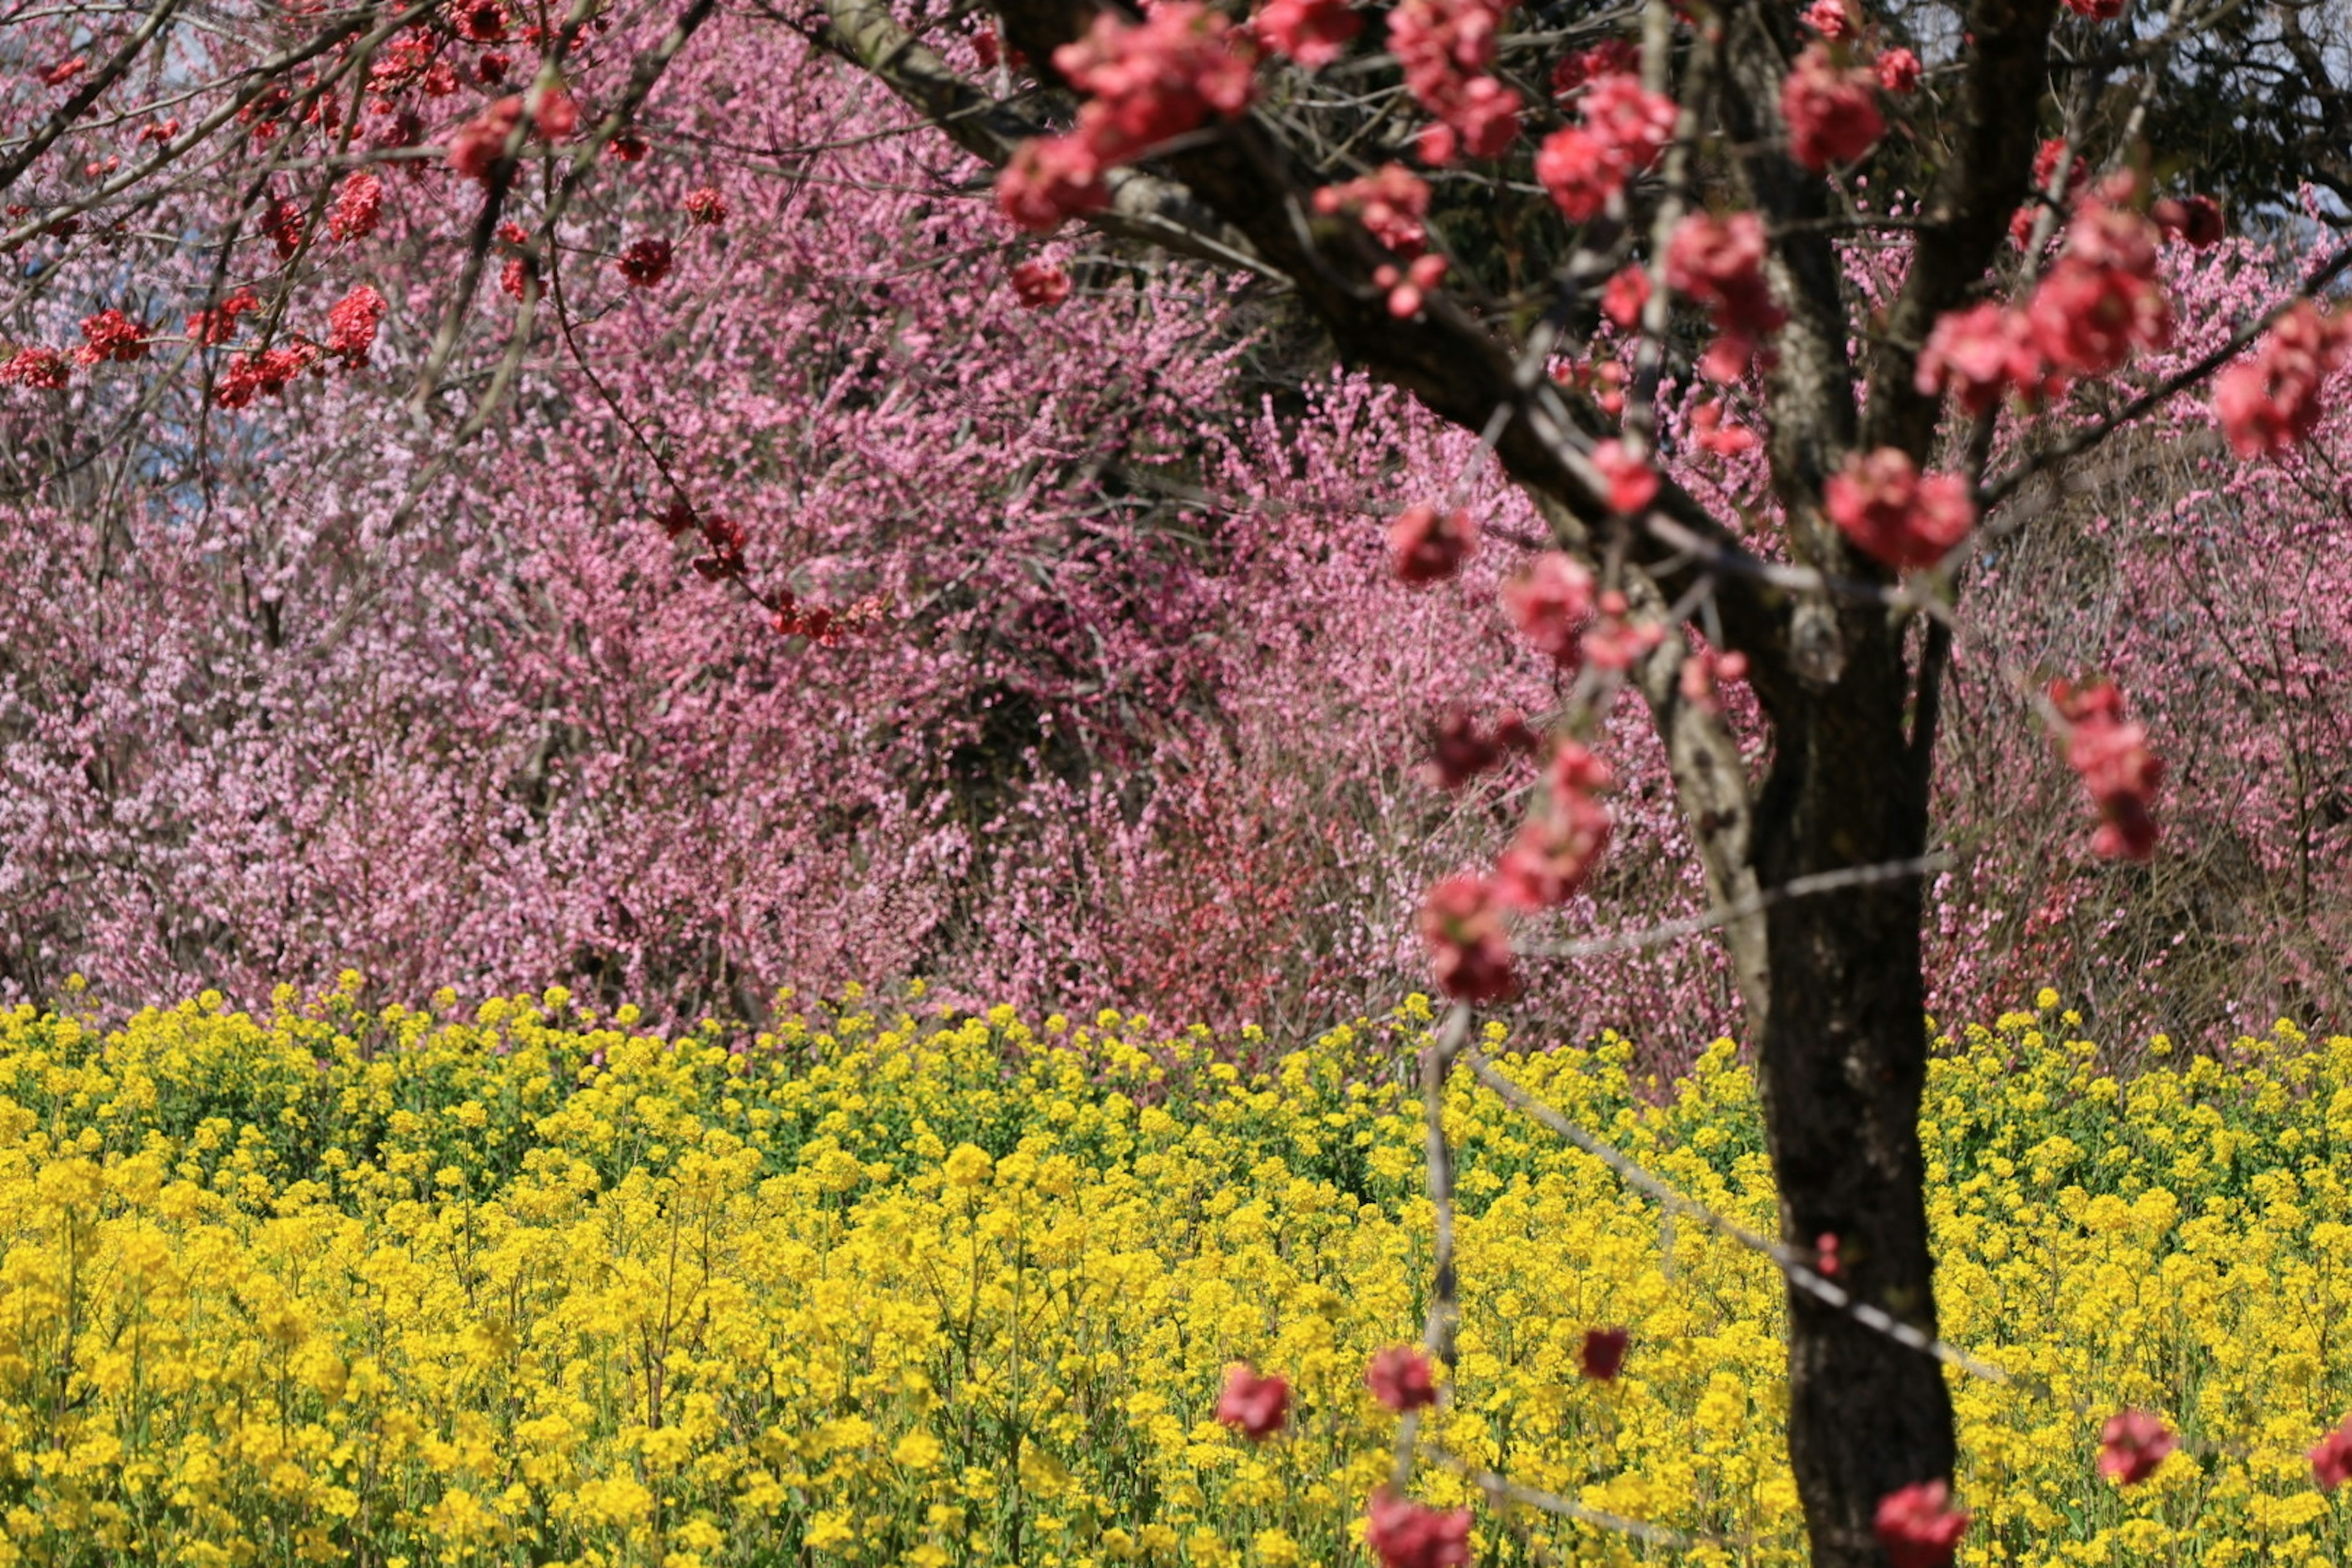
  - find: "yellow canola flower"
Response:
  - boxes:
[0,993,2346,1566]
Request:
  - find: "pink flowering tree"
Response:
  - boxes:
[5,0,2352,1562]
[813,0,2349,1559]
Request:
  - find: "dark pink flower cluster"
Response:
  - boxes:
[1364,1345,1438,1411]
[1577,589,1664,673]
[2049,677,2162,861]
[1387,0,1520,162]
[1874,1480,1968,1568]
[1314,164,1431,258]
[1665,211,1785,381]
[2212,300,2348,457]
[1549,38,1637,99]
[617,236,673,287]
[216,342,320,409]
[1920,197,2171,411]
[1010,260,1071,309]
[1501,550,1594,668]
[446,86,576,181]
[328,171,383,241]
[1536,72,1676,221]
[997,3,1255,232]
[1578,1325,1629,1379]
[187,287,260,346]
[1590,437,1657,513]
[2029,198,2171,375]
[1494,742,1613,910]
[2313,1414,2352,1491]
[683,186,728,227]
[0,347,69,390]
[1365,1489,1472,1568]
[1422,706,1537,789]
[2097,1409,2176,1485]
[1781,43,1883,171]
[1876,46,1921,92]
[1214,1363,1289,1439]
[1254,0,1361,69]
[1802,0,1856,39]
[1824,447,1973,570]
[1419,873,1515,1001]
[324,284,386,364]
[1390,503,1476,583]
[769,586,889,646]
[2061,0,2124,18]
[78,309,151,364]
[262,197,306,260]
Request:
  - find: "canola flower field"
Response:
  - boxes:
[2,978,2351,1567]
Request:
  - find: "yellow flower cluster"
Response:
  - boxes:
[0,976,2347,1567]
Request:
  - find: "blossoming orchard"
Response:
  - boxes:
[1,0,2349,1562]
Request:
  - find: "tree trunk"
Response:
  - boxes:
[1752,633,1954,1567]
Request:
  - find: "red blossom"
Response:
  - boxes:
[477,51,512,85]
[684,186,728,226]
[77,309,149,364]
[1578,589,1664,673]
[1666,211,1784,379]
[1501,550,1594,668]
[328,171,383,240]
[1876,47,1922,93]
[1535,74,1674,221]
[1825,448,1973,570]
[1419,874,1515,1001]
[447,95,525,180]
[454,1,508,42]
[1781,44,1883,171]
[1600,265,1649,329]
[1917,300,2050,413]
[1053,2,1256,165]
[2312,1415,2352,1491]
[1423,707,1536,789]
[527,85,579,140]
[2212,300,2346,457]
[616,236,674,288]
[1365,1345,1438,1411]
[2061,0,2124,17]
[36,58,86,89]
[1255,0,1362,68]
[1872,1481,1968,1568]
[1365,1490,1472,1568]
[261,197,306,260]
[608,131,650,162]
[1578,1326,1629,1379]
[1388,0,1518,160]
[1550,39,1637,97]
[2151,194,2223,247]
[1802,0,1856,39]
[1590,438,1657,514]
[1213,1363,1289,1440]
[214,343,319,409]
[1313,164,1431,258]
[1494,742,1612,910]
[1010,260,1071,309]
[1390,503,1476,584]
[995,135,1109,233]
[2097,1409,2176,1486]
[325,284,386,364]
[2049,678,2162,861]
[135,118,181,144]
[0,347,69,389]
[187,288,260,346]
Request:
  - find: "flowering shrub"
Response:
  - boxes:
[2,981,2352,1565]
